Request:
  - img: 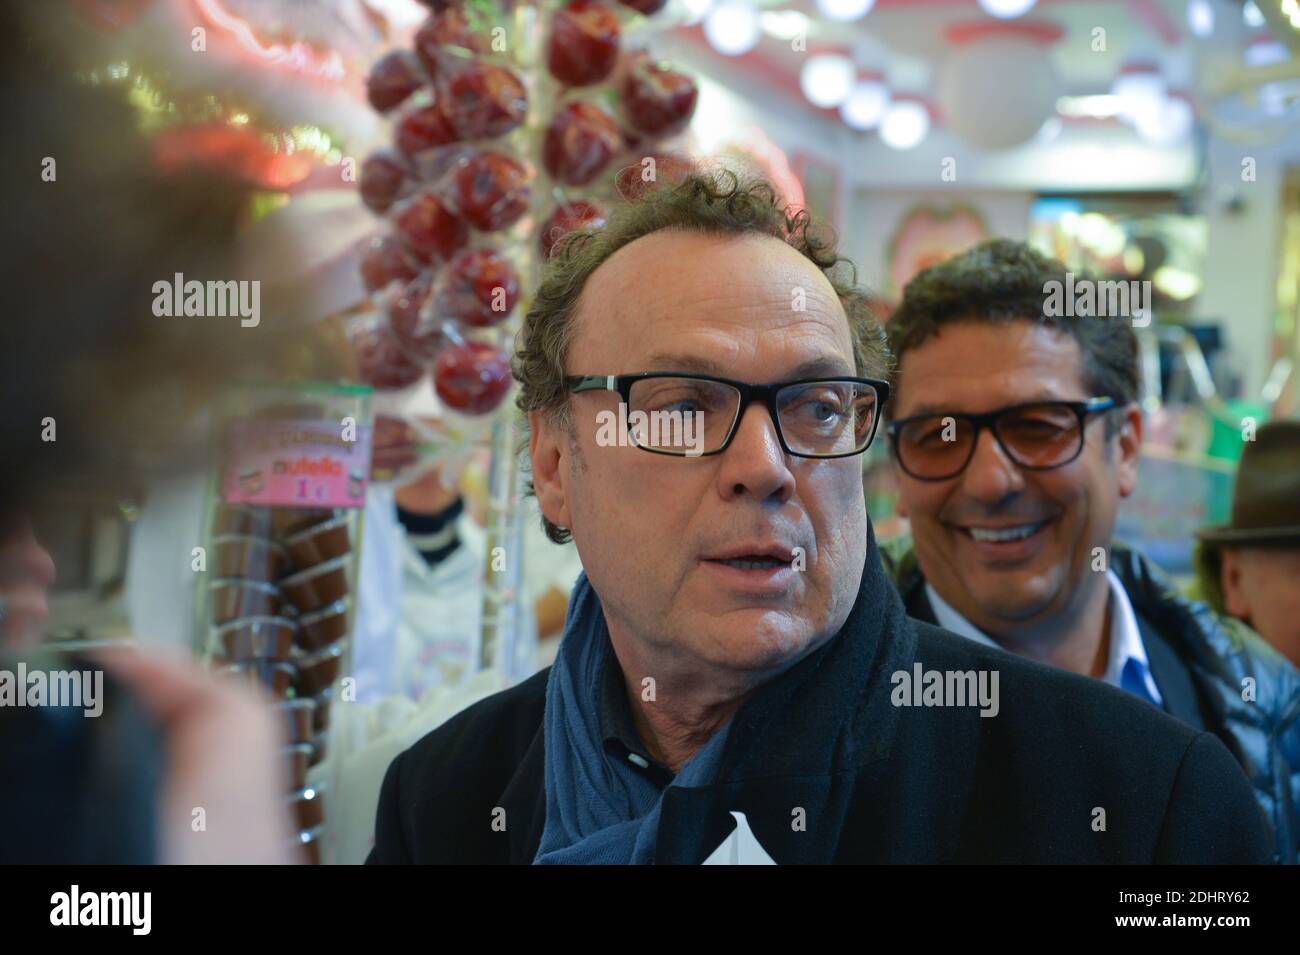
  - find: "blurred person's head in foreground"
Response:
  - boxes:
[884,240,1300,861]
[365,169,1275,866]
[0,2,339,519]
[0,1,327,863]
[1195,419,1300,666]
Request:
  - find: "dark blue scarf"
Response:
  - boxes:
[532,572,733,864]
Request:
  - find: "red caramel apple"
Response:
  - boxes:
[436,248,520,326]
[433,342,513,414]
[454,151,530,231]
[367,51,423,114]
[359,235,419,293]
[542,101,622,187]
[388,271,451,360]
[547,1,620,88]
[620,55,698,138]
[359,151,410,213]
[395,103,459,159]
[414,8,486,78]
[539,200,607,260]
[354,323,424,391]
[441,62,527,141]
[393,189,470,264]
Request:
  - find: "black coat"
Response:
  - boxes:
[370,534,1274,865]
[881,538,1300,863]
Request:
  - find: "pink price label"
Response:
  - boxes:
[222,417,373,508]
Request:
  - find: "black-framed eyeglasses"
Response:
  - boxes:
[565,372,891,459]
[886,397,1118,481]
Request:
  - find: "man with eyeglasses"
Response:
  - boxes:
[883,239,1300,861]
[369,173,1271,864]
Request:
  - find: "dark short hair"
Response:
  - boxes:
[515,166,890,544]
[886,239,1139,433]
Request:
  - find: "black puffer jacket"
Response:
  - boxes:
[881,537,1300,863]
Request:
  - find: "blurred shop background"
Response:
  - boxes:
[9,0,1300,861]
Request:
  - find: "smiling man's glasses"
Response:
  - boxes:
[566,372,891,459]
[886,397,1118,481]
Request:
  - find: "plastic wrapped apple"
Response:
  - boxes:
[353,321,425,391]
[614,151,694,200]
[393,189,470,264]
[440,61,528,141]
[367,51,424,114]
[388,271,451,360]
[414,7,486,78]
[359,234,419,294]
[620,55,698,138]
[539,200,607,260]
[616,0,667,12]
[547,1,620,87]
[395,103,459,159]
[543,101,622,187]
[360,151,411,214]
[435,248,520,327]
[433,342,513,415]
[454,151,531,231]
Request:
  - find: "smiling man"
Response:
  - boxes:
[882,239,1300,862]
[369,173,1272,864]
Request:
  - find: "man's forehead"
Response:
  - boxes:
[893,320,1087,415]
[571,229,849,360]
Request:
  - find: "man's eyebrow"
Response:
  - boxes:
[644,353,728,375]
[901,394,1080,417]
[643,354,855,379]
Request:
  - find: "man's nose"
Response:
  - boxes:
[715,402,796,504]
[956,427,1025,503]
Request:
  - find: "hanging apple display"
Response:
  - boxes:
[352,0,699,422]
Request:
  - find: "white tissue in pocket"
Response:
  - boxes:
[700,811,776,865]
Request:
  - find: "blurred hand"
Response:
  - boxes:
[370,414,422,482]
[95,648,300,864]
[394,465,460,516]
[0,514,55,651]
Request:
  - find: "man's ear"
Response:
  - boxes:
[1220,548,1252,622]
[529,410,573,532]
[1114,403,1143,498]
[892,467,910,519]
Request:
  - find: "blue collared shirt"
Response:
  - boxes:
[925,570,1163,708]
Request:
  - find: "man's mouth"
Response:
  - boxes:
[715,556,788,571]
[701,543,799,591]
[960,521,1049,543]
